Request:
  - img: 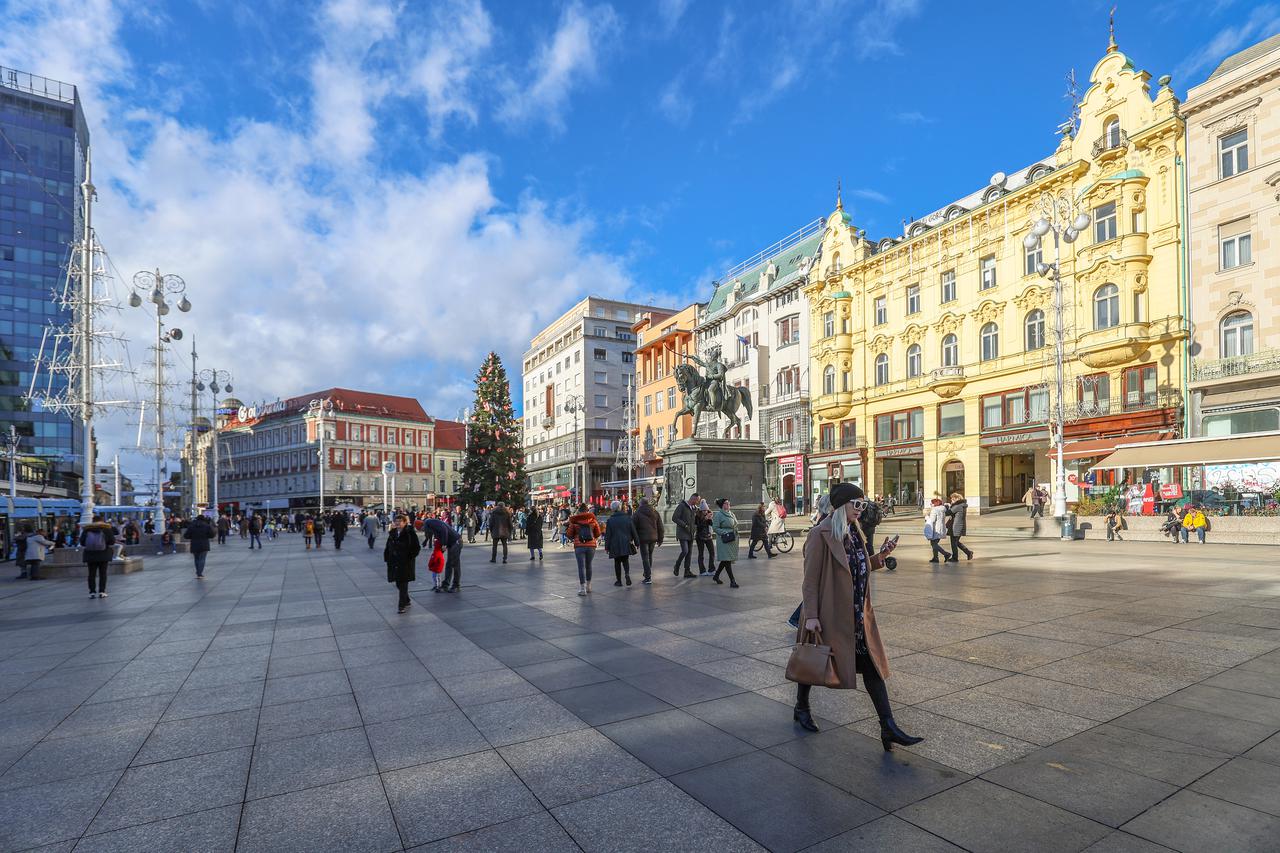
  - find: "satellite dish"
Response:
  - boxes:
[990,171,1007,188]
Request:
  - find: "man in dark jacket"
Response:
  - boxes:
[420,516,462,592]
[747,503,775,558]
[330,512,348,550]
[488,502,512,563]
[184,515,214,578]
[671,492,699,578]
[248,514,263,550]
[216,513,230,545]
[384,515,421,613]
[80,516,116,599]
[633,498,664,583]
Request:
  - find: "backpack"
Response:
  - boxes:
[861,500,884,528]
[84,529,106,551]
[577,519,594,544]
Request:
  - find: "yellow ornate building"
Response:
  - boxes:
[805,39,1187,510]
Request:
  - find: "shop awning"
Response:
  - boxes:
[1090,431,1280,470]
[1048,432,1173,461]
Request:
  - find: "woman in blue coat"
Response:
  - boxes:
[603,500,639,586]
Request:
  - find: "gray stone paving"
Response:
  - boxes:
[1,531,1278,852]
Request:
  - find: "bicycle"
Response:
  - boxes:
[767,530,794,553]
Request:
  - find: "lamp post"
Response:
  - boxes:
[564,394,583,505]
[1024,192,1091,541]
[3,425,19,499]
[130,269,191,535]
[196,368,232,516]
[308,397,334,513]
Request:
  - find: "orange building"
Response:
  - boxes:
[633,305,698,485]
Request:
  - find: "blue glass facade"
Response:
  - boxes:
[0,67,87,495]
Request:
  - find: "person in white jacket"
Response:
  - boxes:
[924,498,952,562]
[21,526,55,580]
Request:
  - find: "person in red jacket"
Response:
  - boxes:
[566,504,601,597]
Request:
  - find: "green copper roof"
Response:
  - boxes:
[703,232,823,319]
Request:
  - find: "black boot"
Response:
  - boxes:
[880,716,923,751]
[794,705,819,733]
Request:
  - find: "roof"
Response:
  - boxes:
[703,230,824,320]
[241,388,430,426]
[433,419,467,451]
[1207,31,1280,81]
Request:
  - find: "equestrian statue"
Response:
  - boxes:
[670,344,754,441]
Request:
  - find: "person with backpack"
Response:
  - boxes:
[566,503,601,597]
[80,516,116,599]
[184,514,214,579]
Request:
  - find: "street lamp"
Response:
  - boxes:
[307,398,334,513]
[3,425,19,500]
[131,269,190,536]
[1024,192,1091,540]
[195,369,232,516]
[563,394,583,504]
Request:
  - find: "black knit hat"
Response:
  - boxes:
[715,498,729,508]
[829,482,864,509]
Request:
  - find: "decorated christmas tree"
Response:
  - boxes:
[460,352,527,507]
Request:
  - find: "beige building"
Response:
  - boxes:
[1184,33,1280,438]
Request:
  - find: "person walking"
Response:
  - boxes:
[362,513,380,549]
[384,515,421,613]
[524,506,544,561]
[1023,484,1042,518]
[711,499,741,587]
[671,492,698,578]
[1182,504,1208,544]
[216,513,230,545]
[695,499,715,576]
[925,498,952,563]
[421,515,462,593]
[566,503,601,597]
[792,483,920,752]
[944,493,973,561]
[80,516,116,599]
[20,526,53,581]
[248,514,263,550]
[184,514,214,579]
[314,515,326,549]
[488,502,513,563]
[603,500,639,587]
[303,516,315,550]
[632,497,663,584]
[748,503,774,559]
[331,511,348,550]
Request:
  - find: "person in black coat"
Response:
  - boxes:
[330,512,348,550]
[632,498,664,583]
[694,500,715,575]
[747,503,775,558]
[184,515,214,579]
[524,508,544,561]
[671,493,698,578]
[384,515,421,612]
[603,501,639,586]
[80,517,117,598]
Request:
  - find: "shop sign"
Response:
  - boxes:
[1159,483,1183,500]
[877,443,923,458]
[979,428,1050,448]
[794,464,804,488]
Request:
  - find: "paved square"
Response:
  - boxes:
[0,528,1277,851]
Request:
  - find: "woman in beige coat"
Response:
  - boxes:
[794,483,923,752]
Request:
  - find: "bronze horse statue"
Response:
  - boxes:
[670,362,754,441]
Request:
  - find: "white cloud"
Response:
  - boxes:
[1,0,634,475]
[1175,3,1280,83]
[850,188,890,204]
[853,0,922,59]
[658,74,693,124]
[500,1,620,129]
[657,0,690,34]
[893,110,934,124]
[410,0,495,138]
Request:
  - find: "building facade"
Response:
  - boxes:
[522,296,672,506]
[695,223,820,512]
[208,388,436,513]
[806,39,1185,510]
[0,67,88,499]
[431,418,466,505]
[1184,33,1280,440]
[633,306,690,487]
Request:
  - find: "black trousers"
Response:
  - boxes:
[491,538,508,561]
[748,535,773,557]
[949,534,972,559]
[696,539,712,571]
[217,531,227,544]
[443,541,463,589]
[367,534,376,549]
[713,560,736,582]
[87,561,109,594]
[674,539,692,573]
[613,556,630,582]
[638,541,655,579]
[796,652,892,720]
[396,579,410,607]
[333,533,344,550]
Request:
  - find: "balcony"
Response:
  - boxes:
[1076,321,1152,369]
[760,388,810,409]
[813,392,854,420]
[814,435,865,454]
[1191,348,1280,383]
[1063,389,1182,422]
[769,434,807,453]
[927,366,967,398]
[1091,129,1129,159]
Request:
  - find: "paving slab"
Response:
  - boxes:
[237,775,400,853]
[1122,789,1280,853]
[498,727,658,807]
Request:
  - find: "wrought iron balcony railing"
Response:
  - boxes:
[1192,348,1280,382]
[1091,129,1129,157]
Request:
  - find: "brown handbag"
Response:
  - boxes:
[785,629,841,688]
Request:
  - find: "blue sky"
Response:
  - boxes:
[2,0,1276,478]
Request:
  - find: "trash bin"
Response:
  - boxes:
[1060,512,1077,540]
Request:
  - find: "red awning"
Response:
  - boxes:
[1047,432,1174,461]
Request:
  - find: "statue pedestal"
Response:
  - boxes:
[660,438,767,531]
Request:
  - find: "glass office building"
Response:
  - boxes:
[0,67,88,497]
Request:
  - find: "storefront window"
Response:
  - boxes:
[1203,408,1279,436]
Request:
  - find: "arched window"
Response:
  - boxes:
[906,344,922,378]
[1094,284,1120,330]
[980,322,999,361]
[874,353,889,386]
[941,333,958,367]
[822,365,836,395]
[1024,309,1045,350]
[1104,117,1121,148]
[1221,311,1255,357]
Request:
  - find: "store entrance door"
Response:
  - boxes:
[781,473,795,514]
[944,460,965,499]
[881,458,923,507]
[988,453,1035,506]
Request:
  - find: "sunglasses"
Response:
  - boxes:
[847,498,868,512]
